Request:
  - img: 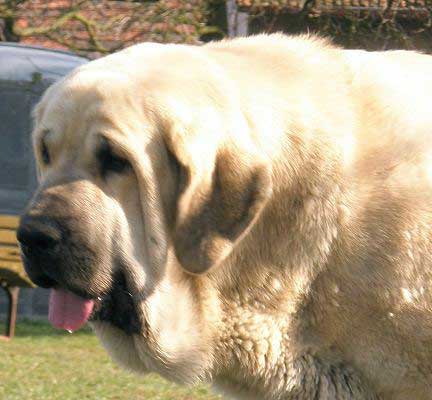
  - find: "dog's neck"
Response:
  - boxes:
[208,138,351,396]
[211,264,321,399]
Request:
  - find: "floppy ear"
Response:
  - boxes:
[167,135,273,275]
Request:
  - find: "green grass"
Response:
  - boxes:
[0,320,221,400]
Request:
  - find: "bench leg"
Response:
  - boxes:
[1,286,19,339]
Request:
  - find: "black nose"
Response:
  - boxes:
[17,215,62,255]
[17,215,63,288]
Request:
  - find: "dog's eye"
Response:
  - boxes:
[97,141,130,177]
[41,140,50,165]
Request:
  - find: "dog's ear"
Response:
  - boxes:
[166,133,272,275]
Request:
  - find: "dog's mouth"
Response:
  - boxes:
[90,271,141,335]
[48,271,141,335]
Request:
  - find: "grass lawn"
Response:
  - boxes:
[0,320,222,400]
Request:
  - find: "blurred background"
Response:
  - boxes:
[1,0,431,58]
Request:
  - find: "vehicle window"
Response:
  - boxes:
[0,88,31,190]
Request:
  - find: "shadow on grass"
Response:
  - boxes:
[0,319,94,337]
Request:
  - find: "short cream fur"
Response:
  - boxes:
[31,34,432,399]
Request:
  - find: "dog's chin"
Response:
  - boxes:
[90,271,142,335]
[90,320,150,374]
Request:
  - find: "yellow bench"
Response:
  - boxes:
[0,214,34,339]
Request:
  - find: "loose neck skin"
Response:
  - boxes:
[206,134,348,396]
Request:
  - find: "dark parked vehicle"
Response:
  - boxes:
[0,43,87,337]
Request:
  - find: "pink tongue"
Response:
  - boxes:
[48,288,94,332]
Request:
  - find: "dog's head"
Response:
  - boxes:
[17,44,272,382]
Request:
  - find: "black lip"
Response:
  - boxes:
[23,249,141,334]
[21,251,96,299]
[90,271,141,335]
[21,254,57,288]
[23,256,100,301]
[65,285,100,301]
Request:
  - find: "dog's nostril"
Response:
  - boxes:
[17,216,62,253]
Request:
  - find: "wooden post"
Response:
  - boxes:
[226,0,249,37]
[1,284,19,339]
